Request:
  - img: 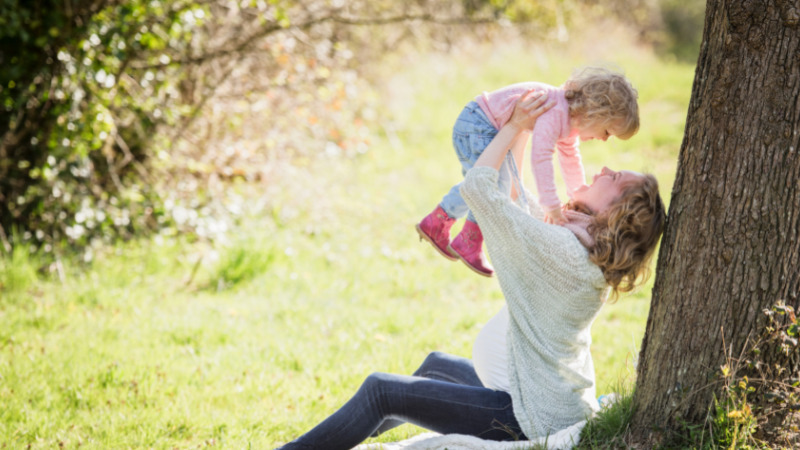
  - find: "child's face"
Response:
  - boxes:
[577,119,623,142]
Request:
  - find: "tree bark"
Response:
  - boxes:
[631,0,800,444]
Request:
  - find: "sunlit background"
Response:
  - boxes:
[1,1,703,447]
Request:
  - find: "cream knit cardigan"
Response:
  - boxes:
[461,166,609,439]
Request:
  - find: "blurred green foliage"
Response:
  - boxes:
[0,0,496,260]
[658,0,706,62]
[0,0,705,261]
[0,0,203,259]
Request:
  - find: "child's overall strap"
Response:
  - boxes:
[506,152,530,214]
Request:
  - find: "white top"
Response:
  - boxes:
[461,166,609,438]
[472,305,511,392]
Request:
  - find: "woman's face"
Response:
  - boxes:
[573,167,643,214]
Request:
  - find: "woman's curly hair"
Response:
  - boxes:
[568,174,666,300]
[564,66,640,140]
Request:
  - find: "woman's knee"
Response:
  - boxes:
[414,351,448,376]
[426,351,449,363]
[357,372,406,413]
[359,372,396,396]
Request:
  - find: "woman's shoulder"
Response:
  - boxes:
[522,225,605,282]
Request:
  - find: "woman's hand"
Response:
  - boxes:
[544,206,567,225]
[508,89,554,133]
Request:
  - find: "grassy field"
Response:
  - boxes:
[0,35,695,448]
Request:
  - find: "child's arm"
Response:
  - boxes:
[556,138,586,199]
[530,132,567,225]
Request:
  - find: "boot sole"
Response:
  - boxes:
[448,244,494,278]
[415,224,458,261]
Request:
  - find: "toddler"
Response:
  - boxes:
[416,66,639,277]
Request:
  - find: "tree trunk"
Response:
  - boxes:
[631,0,800,445]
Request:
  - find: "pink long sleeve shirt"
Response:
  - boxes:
[475,82,584,211]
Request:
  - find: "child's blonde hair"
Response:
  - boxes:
[564,67,639,140]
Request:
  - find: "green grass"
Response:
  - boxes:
[0,36,694,448]
[579,385,637,448]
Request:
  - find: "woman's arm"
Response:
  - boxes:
[508,133,529,201]
[460,92,602,291]
[461,167,603,300]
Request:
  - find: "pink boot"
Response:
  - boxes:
[416,205,457,261]
[448,220,494,277]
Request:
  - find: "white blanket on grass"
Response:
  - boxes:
[354,420,586,450]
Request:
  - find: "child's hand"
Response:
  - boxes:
[544,207,567,225]
[509,89,555,133]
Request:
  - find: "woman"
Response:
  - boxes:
[276,91,666,449]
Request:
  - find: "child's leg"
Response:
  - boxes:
[416,205,458,260]
[277,373,525,450]
[418,102,498,263]
[448,138,511,277]
[442,102,507,277]
[440,102,499,220]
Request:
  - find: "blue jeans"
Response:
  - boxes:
[440,102,513,223]
[276,352,526,450]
